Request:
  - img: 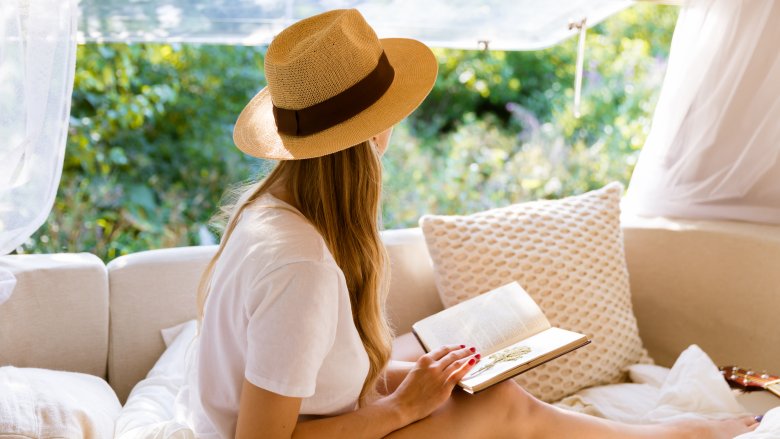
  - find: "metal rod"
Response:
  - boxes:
[568,18,587,118]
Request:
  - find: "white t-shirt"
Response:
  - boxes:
[190,193,370,438]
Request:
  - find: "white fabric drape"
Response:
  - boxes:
[0,0,78,256]
[76,0,631,50]
[624,0,780,224]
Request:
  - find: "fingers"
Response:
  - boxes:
[438,346,477,368]
[418,344,479,390]
[427,344,468,361]
[445,355,479,385]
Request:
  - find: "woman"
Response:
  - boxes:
[193,9,757,439]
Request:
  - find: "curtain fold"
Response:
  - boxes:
[0,0,78,256]
[624,0,780,224]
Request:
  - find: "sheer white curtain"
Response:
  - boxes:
[0,0,78,303]
[624,0,780,224]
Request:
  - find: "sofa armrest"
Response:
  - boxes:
[623,216,780,370]
[0,253,109,378]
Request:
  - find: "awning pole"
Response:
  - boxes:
[569,18,587,118]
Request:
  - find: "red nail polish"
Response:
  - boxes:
[460,344,466,349]
[469,347,476,353]
[476,354,481,359]
[468,358,476,365]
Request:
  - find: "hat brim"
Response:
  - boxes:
[232,38,438,160]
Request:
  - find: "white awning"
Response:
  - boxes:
[77,0,631,50]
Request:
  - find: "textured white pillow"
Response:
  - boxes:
[0,366,121,438]
[420,182,651,402]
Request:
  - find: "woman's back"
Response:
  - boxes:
[193,193,368,438]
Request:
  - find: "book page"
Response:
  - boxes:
[412,282,551,353]
[459,327,588,391]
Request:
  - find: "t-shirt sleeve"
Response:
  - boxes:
[243,260,341,398]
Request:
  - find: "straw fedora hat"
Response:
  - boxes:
[233,9,438,160]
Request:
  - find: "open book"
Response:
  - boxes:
[412,282,590,394]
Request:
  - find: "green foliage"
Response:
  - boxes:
[22,4,678,260]
[385,3,677,227]
[26,43,267,259]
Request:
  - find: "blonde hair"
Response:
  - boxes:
[197,140,393,403]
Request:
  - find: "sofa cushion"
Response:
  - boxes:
[382,228,444,334]
[0,366,121,439]
[0,253,109,378]
[419,182,650,402]
[107,245,216,404]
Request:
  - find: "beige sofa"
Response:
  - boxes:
[1,217,779,414]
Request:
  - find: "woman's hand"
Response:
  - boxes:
[387,344,480,423]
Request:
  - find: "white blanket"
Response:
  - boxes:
[555,345,780,437]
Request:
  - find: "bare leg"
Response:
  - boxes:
[389,333,757,439]
[385,380,756,439]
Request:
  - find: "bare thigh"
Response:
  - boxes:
[385,380,535,439]
[386,333,530,437]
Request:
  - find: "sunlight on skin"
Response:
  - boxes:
[373,127,394,157]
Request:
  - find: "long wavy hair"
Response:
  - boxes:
[196,140,393,403]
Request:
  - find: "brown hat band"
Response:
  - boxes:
[272,51,395,137]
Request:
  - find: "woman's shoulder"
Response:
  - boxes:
[206,194,344,320]
[226,194,333,272]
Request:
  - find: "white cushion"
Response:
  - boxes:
[107,246,214,403]
[0,366,120,438]
[0,253,109,378]
[420,182,650,402]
